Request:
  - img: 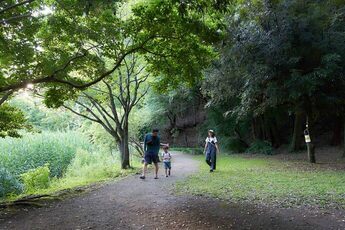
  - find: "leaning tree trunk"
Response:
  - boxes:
[290,111,304,152]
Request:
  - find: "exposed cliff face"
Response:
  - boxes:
[161,100,206,147]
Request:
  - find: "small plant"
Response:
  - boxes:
[246,140,273,155]
[21,164,50,193]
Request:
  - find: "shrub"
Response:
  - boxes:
[0,167,23,198]
[21,164,50,193]
[223,137,248,153]
[246,140,274,155]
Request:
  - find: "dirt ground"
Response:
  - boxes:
[0,152,344,230]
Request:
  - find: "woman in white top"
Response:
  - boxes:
[204,130,219,172]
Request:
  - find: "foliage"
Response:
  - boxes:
[201,0,345,151]
[176,155,345,209]
[0,103,30,137]
[10,95,81,131]
[0,167,23,198]
[202,104,250,152]
[0,131,92,178]
[0,0,227,138]
[246,140,274,155]
[21,164,50,193]
[0,0,226,101]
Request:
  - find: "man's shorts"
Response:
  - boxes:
[163,161,171,169]
[144,151,159,164]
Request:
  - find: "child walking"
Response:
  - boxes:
[161,146,172,177]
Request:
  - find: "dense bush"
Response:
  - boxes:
[246,140,274,155]
[0,167,23,198]
[0,131,92,178]
[222,137,248,153]
[21,164,50,193]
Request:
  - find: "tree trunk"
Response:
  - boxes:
[343,119,345,157]
[118,125,130,169]
[251,118,257,140]
[290,111,304,151]
[269,118,280,148]
[306,126,316,163]
[331,116,343,146]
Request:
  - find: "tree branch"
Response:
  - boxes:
[103,80,122,128]
[0,90,13,106]
[82,93,117,133]
[62,104,99,123]
[0,0,35,15]
[0,13,32,24]
[0,35,155,93]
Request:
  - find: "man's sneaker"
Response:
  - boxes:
[140,175,145,179]
[210,169,214,173]
[166,175,168,177]
[154,176,159,179]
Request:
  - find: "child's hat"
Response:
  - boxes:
[208,129,214,133]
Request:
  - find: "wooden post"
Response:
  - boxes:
[304,117,316,163]
[306,142,316,163]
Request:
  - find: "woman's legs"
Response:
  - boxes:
[211,151,216,170]
[206,152,212,167]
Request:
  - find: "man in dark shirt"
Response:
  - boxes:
[140,128,165,179]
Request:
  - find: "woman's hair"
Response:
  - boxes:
[208,131,215,137]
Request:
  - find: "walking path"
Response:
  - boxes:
[0,153,344,229]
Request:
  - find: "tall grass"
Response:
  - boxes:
[0,131,93,198]
[0,131,93,178]
[0,131,141,200]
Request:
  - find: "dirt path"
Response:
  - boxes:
[0,153,344,230]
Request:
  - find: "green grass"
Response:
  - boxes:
[176,155,345,209]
